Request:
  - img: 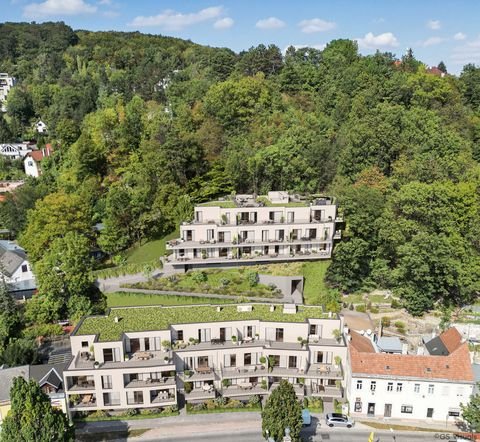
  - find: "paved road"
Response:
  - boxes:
[137,427,448,442]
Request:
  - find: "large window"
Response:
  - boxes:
[275,328,284,342]
[103,392,120,406]
[103,348,114,362]
[102,375,112,389]
[127,391,144,405]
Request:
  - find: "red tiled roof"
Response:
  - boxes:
[439,327,462,353]
[27,146,53,162]
[349,329,474,382]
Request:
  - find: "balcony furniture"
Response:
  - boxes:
[202,384,214,392]
[81,394,92,404]
[238,382,253,390]
[136,351,152,361]
[317,365,330,374]
[243,336,253,343]
[199,240,205,244]
[211,338,224,345]
[196,366,212,374]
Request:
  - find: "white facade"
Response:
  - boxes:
[0,74,15,112]
[348,375,473,422]
[0,241,35,285]
[24,154,41,177]
[35,120,47,134]
[167,192,342,269]
[64,304,347,414]
[0,143,32,160]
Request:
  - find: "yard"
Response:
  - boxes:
[106,292,234,308]
[126,229,179,264]
[127,268,282,298]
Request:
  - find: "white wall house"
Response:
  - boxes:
[0,240,35,285]
[24,145,53,178]
[35,120,47,134]
[0,143,32,160]
[0,73,15,112]
[345,328,474,424]
[166,192,342,270]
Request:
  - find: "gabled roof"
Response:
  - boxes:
[29,364,65,391]
[0,241,27,277]
[26,145,53,163]
[0,365,29,402]
[349,328,474,382]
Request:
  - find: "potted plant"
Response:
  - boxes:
[259,356,266,369]
[334,356,342,369]
[189,337,196,345]
[93,361,100,369]
[221,214,228,225]
[164,356,170,363]
[184,370,192,377]
[222,379,231,388]
[298,377,305,386]
[332,329,342,343]
[255,333,260,340]
[162,340,172,351]
[260,379,268,390]
[297,336,304,347]
[231,335,237,345]
[184,382,193,394]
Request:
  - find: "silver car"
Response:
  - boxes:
[325,413,355,428]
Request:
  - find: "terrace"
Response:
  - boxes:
[70,350,175,370]
[221,364,265,378]
[75,304,329,342]
[124,377,176,389]
[222,384,267,397]
[305,363,343,379]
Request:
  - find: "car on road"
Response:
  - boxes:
[325,413,355,428]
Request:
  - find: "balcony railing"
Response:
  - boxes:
[221,364,265,378]
[306,363,342,379]
[181,367,217,381]
[67,381,96,391]
[184,388,216,401]
[125,377,176,388]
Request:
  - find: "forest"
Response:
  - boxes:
[0,21,479,361]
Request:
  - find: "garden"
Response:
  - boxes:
[186,395,262,414]
[73,405,179,421]
[126,268,283,298]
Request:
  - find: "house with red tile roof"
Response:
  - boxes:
[345,327,474,423]
[24,144,53,178]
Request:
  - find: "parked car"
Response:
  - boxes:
[325,413,354,428]
[302,409,311,426]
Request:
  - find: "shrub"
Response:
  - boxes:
[140,408,157,415]
[89,410,108,418]
[348,303,354,310]
[226,399,243,408]
[215,396,227,407]
[391,298,402,309]
[125,408,138,416]
[246,271,259,287]
[259,356,266,364]
[163,405,178,413]
[261,379,268,390]
[248,395,261,406]
[394,320,405,328]
[219,278,230,287]
[184,382,193,393]
[355,304,366,313]
[23,324,64,339]
[381,317,391,327]
[192,271,208,284]
[222,379,231,387]
[369,305,379,314]
[205,399,217,410]
[193,402,206,411]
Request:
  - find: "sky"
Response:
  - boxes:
[4,0,480,74]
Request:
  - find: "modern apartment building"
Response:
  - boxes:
[64,303,347,415]
[166,192,342,270]
[345,328,475,423]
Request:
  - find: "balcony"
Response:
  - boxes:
[222,384,267,397]
[68,393,97,409]
[306,385,343,399]
[269,366,305,377]
[333,230,342,240]
[70,350,175,370]
[125,377,176,388]
[150,390,176,404]
[180,367,217,382]
[221,365,265,378]
[175,339,265,353]
[305,363,342,379]
[269,382,304,397]
[185,387,216,401]
[66,378,95,391]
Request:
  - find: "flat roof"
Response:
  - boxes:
[75,303,329,342]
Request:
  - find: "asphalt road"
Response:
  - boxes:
[139,427,453,442]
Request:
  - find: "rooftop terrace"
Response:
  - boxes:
[75,304,329,342]
[197,192,334,209]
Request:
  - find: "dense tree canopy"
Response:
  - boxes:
[0,23,478,316]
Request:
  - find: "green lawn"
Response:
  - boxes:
[301,261,330,305]
[126,229,179,264]
[106,292,234,308]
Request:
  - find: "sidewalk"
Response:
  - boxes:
[357,415,463,433]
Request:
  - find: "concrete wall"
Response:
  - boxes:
[258,275,303,298]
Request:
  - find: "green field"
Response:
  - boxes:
[126,229,179,264]
[106,292,235,307]
[300,261,330,305]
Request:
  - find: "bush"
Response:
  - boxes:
[215,396,227,407]
[192,271,208,284]
[369,305,379,314]
[222,379,231,387]
[219,278,230,287]
[125,408,138,416]
[89,410,109,418]
[391,298,402,309]
[184,382,193,393]
[246,271,259,287]
[381,316,391,327]
[394,320,405,328]
[225,399,244,408]
[23,323,64,339]
[193,402,206,411]
[355,304,366,313]
[205,399,217,410]
[248,395,260,406]
[163,405,178,413]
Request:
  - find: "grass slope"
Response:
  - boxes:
[126,229,179,264]
[106,292,234,307]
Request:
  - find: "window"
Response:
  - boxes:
[230,354,236,367]
[28,161,33,167]
[309,324,317,335]
[177,330,184,341]
[21,264,28,273]
[103,392,120,406]
[370,381,376,391]
[244,353,252,365]
[356,380,363,390]
[103,348,114,362]
[396,383,403,392]
[401,405,413,414]
[102,375,112,389]
[127,391,144,405]
[414,384,420,393]
[354,401,362,412]
[448,410,460,417]
[387,382,393,392]
[428,384,434,394]
[275,328,284,342]
[81,341,89,348]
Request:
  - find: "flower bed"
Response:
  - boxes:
[186,396,262,414]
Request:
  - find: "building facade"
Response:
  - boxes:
[0,240,35,286]
[166,192,342,270]
[63,303,347,415]
[0,74,15,112]
[345,328,475,423]
[24,145,54,177]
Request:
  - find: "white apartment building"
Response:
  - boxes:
[0,74,16,112]
[166,192,342,270]
[345,328,475,423]
[64,303,347,415]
